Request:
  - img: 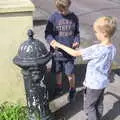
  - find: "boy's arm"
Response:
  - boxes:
[45,15,55,44]
[51,41,81,57]
[108,65,115,83]
[72,16,80,48]
[45,21,55,44]
[51,41,98,60]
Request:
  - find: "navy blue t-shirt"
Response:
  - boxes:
[45,11,80,61]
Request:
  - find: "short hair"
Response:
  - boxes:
[94,16,117,37]
[55,0,71,11]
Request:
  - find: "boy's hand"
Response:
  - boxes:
[72,42,79,49]
[50,40,58,49]
[50,40,61,49]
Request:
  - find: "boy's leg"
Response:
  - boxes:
[67,74,75,89]
[53,60,63,96]
[96,89,104,120]
[84,88,104,120]
[56,72,62,88]
[67,74,76,102]
[64,60,76,102]
[64,60,75,88]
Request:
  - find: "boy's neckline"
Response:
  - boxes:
[100,43,113,47]
[58,10,72,16]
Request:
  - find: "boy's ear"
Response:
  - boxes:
[102,31,108,37]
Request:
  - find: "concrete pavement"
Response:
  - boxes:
[49,74,120,120]
[32,0,120,67]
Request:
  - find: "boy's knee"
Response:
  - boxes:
[67,75,73,81]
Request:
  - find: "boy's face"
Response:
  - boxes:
[57,6,69,15]
[93,25,105,42]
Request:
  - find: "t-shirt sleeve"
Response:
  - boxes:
[80,45,98,60]
[74,16,80,44]
[45,15,55,44]
[112,46,117,60]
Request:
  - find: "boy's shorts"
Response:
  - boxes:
[52,60,75,75]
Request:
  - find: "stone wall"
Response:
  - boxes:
[0,0,34,104]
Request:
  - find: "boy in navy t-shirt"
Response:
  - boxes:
[45,0,80,102]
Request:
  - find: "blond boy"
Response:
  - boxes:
[45,0,80,102]
[51,16,117,120]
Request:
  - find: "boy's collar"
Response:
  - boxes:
[100,43,113,47]
[58,10,71,16]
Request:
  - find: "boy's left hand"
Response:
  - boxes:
[72,42,79,49]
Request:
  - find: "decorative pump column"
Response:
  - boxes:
[13,30,54,120]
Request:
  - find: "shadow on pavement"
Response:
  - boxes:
[46,64,120,120]
[45,64,87,119]
[103,92,120,120]
[113,69,120,76]
[54,90,84,120]
[46,64,87,101]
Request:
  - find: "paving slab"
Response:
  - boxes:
[49,74,120,120]
[32,0,120,67]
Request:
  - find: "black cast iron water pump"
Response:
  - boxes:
[13,29,54,120]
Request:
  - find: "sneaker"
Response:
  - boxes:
[68,88,76,103]
[53,86,63,98]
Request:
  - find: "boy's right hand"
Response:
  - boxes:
[50,40,61,49]
[50,40,57,49]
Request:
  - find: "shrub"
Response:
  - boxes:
[0,102,29,120]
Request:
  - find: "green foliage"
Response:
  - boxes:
[0,102,29,120]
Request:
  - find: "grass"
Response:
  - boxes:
[0,102,29,120]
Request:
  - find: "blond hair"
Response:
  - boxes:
[55,0,71,10]
[94,16,117,37]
